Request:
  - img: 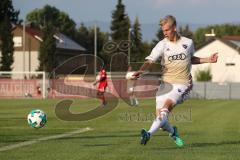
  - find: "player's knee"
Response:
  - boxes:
[158,108,169,119]
[156,108,169,127]
[97,92,103,96]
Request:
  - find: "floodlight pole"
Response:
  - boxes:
[128,28,132,65]
[94,24,97,76]
[23,20,26,77]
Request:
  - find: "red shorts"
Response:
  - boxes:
[98,83,107,92]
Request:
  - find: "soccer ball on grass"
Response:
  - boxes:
[27,109,47,129]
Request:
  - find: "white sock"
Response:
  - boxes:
[148,118,161,135]
[134,98,139,106]
[129,97,134,105]
[148,108,169,136]
[161,121,174,134]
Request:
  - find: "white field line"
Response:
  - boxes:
[0,127,93,152]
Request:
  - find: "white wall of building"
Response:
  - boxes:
[12,51,39,73]
[191,40,240,82]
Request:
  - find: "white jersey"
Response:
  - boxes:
[146,36,195,85]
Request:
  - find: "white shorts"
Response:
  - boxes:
[155,82,192,109]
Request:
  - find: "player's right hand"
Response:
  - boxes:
[131,71,141,80]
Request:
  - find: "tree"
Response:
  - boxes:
[193,24,240,49]
[38,22,56,73]
[110,0,131,42]
[139,41,152,62]
[193,27,206,49]
[75,23,109,69]
[76,23,108,55]
[0,0,20,23]
[131,17,143,62]
[179,24,193,39]
[0,0,20,71]
[152,27,164,46]
[26,5,76,40]
[76,23,90,52]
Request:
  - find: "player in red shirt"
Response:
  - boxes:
[93,66,108,107]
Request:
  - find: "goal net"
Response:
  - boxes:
[0,71,46,99]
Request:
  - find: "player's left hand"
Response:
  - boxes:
[209,53,218,63]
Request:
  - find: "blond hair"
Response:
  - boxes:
[160,15,177,27]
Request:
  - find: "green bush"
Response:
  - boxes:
[195,68,212,81]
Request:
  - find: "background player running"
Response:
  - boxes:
[93,65,108,107]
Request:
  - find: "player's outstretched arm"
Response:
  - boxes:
[132,60,153,79]
[191,53,218,64]
[93,80,98,86]
[93,75,106,85]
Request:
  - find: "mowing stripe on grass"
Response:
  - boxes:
[0,127,93,152]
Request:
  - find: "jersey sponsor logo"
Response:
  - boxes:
[168,53,186,62]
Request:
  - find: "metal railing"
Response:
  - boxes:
[190,82,240,99]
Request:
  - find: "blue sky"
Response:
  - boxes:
[13,0,240,25]
[12,0,240,41]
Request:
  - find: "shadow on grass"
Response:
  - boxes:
[83,143,117,147]
[188,140,240,148]
[149,140,240,151]
[58,133,167,140]
[59,134,139,140]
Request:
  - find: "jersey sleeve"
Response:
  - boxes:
[145,41,164,62]
[189,40,195,56]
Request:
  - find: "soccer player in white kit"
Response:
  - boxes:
[132,15,218,147]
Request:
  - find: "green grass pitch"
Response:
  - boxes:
[0,98,240,160]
